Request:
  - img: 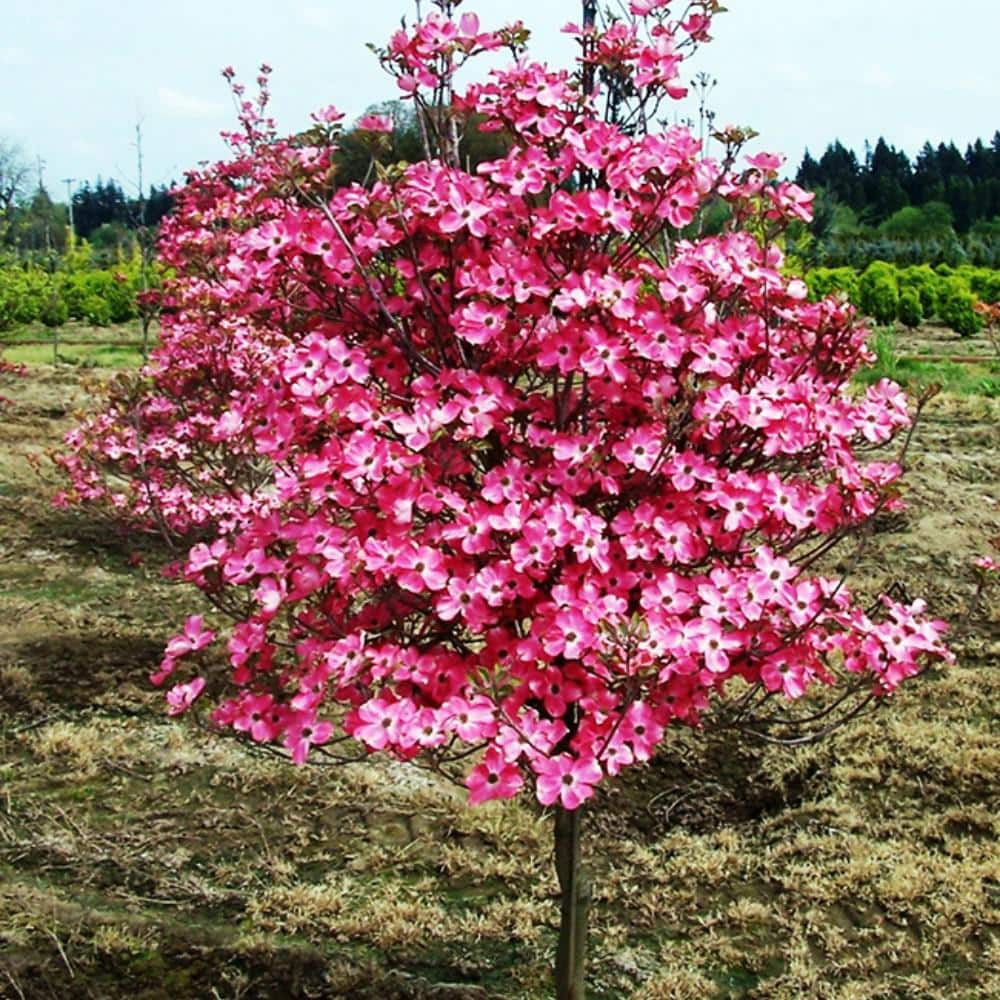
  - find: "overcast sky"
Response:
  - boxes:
[3,1,999,198]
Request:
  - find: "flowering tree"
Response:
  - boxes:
[57,2,951,995]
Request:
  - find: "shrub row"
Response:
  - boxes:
[0,247,159,332]
[805,262,995,336]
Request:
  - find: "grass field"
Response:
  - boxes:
[857,326,1000,397]
[0,319,156,369]
[0,341,998,998]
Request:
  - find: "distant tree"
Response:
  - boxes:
[0,139,30,219]
[69,178,174,240]
[331,100,508,186]
[898,287,923,328]
[8,187,69,255]
[964,138,992,183]
[89,221,134,261]
[865,137,911,222]
[859,260,899,324]
[145,184,175,227]
[879,201,954,241]
[911,142,944,204]
[945,175,975,233]
[795,132,1000,251]
[796,149,822,189]
[72,178,129,239]
[813,140,865,210]
[971,215,1000,240]
[936,141,967,180]
[939,277,982,336]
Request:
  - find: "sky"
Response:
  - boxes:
[3,0,999,199]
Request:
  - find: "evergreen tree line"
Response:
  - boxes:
[0,180,174,259]
[71,179,174,240]
[796,134,1000,234]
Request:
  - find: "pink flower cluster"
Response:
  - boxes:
[57,3,950,810]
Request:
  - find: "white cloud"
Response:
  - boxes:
[863,64,894,89]
[0,46,29,67]
[157,86,225,118]
[0,45,31,66]
[772,62,808,84]
[950,75,1000,99]
[298,5,334,28]
[71,139,100,157]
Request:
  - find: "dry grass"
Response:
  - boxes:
[0,367,997,998]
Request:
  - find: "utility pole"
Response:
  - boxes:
[582,1,598,96]
[133,119,154,361]
[61,177,76,236]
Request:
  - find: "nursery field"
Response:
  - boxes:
[0,320,155,370]
[0,342,998,999]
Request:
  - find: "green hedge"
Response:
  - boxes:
[0,243,160,333]
[804,261,995,336]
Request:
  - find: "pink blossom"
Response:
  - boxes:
[164,615,215,658]
[284,714,334,764]
[166,676,206,715]
[536,754,603,809]
[467,747,524,804]
[356,113,393,133]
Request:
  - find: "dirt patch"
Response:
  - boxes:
[901,319,999,360]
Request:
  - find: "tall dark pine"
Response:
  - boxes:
[817,141,865,211]
[865,137,910,223]
[796,150,823,190]
[911,143,944,205]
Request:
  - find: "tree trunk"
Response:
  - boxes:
[554,805,590,1000]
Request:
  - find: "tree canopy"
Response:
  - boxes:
[796,133,1000,233]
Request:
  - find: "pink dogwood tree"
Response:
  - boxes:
[57,2,951,995]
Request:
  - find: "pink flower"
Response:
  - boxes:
[685,618,743,674]
[166,676,206,715]
[455,301,507,346]
[620,701,663,761]
[233,693,282,743]
[350,697,411,750]
[164,615,215,658]
[442,695,498,741]
[600,736,634,777]
[439,186,491,237]
[746,152,785,172]
[536,754,603,810]
[396,544,449,593]
[467,748,524,804]
[436,575,490,625]
[760,655,809,699]
[312,105,344,123]
[356,113,393,133]
[284,714,334,764]
[630,0,670,13]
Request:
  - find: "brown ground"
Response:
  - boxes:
[896,319,999,360]
[0,361,997,1000]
